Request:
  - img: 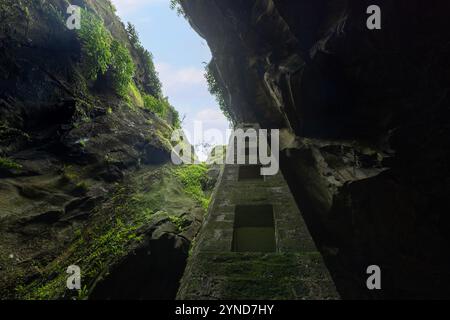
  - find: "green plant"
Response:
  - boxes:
[141,49,162,97]
[188,237,196,257]
[77,9,112,80]
[75,181,89,193]
[126,23,162,97]
[128,82,144,108]
[170,0,185,17]
[205,62,234,125]
[78,285,89,300]
[173,164,210,209]
[61,165,79,182]
[0,157,22,170]
[78,139,88,148]
[126,22,140,48]
[106,0,117,13]
[170,106,181,129]
[16,165,208,299]
[143,94,169,118]
[110,40,135,98]
[77,10,135,98]
[168,215,184,233]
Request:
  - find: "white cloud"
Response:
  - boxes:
[196,108,227,127]
[156,62,205,93]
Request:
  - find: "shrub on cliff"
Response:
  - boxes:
[173,164,210,209]
[126,23,162,98]
[205,62,234,125]
[143,94,181,129]
[78,9,112,81]
[143,94,165,117]
[78,10,135,99]
[110,40,135,98]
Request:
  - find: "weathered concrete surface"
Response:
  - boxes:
[177,125,338,300]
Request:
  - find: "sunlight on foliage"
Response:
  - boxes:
[78,9,112,80]
[143,94,168,117]
[129,82,144,107]
[110,40,135,98]
[173,164,210,209]
[78,10,135,98]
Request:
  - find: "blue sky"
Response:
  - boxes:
[112,0,230,160]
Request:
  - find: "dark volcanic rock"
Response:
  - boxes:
[0,0,201,300]
[181,0,450,299]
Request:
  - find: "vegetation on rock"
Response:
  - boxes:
[143,94,168,118]
[16,164,209,300]
[78,9,112,81]
[126,23,162,98]
[110,40,136,99]
[205,62,234,125]
[173,164,210,209]
[0,157,22,170]
[169,0,185,17]
[78,9,135,99]
[0,0,209,301]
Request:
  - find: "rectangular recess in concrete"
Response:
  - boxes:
[238,165,263,181]
[232,205,276,252]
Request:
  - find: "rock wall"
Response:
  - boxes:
[181,0,450,299]
[0,0,206,299]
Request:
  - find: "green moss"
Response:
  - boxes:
[128,82,144,107]
[188,238,197,257]
[18,165,207,300]
[0,157,22,170]
[185,252,330,299]
[173,164,210,209]
[78,139,87,148]
[143,94,169,118]
[74,181,89,194]
[168,215,184,233]
[61,165,80,182]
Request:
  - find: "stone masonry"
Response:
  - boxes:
[177,124,339,299]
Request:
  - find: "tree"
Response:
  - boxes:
[204,61,234,125]
[126,22,140,48]
[169,0,185,16]
[110,40,135,98]
[125,23,162,98]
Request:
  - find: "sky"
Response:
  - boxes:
[112,0,230,160]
